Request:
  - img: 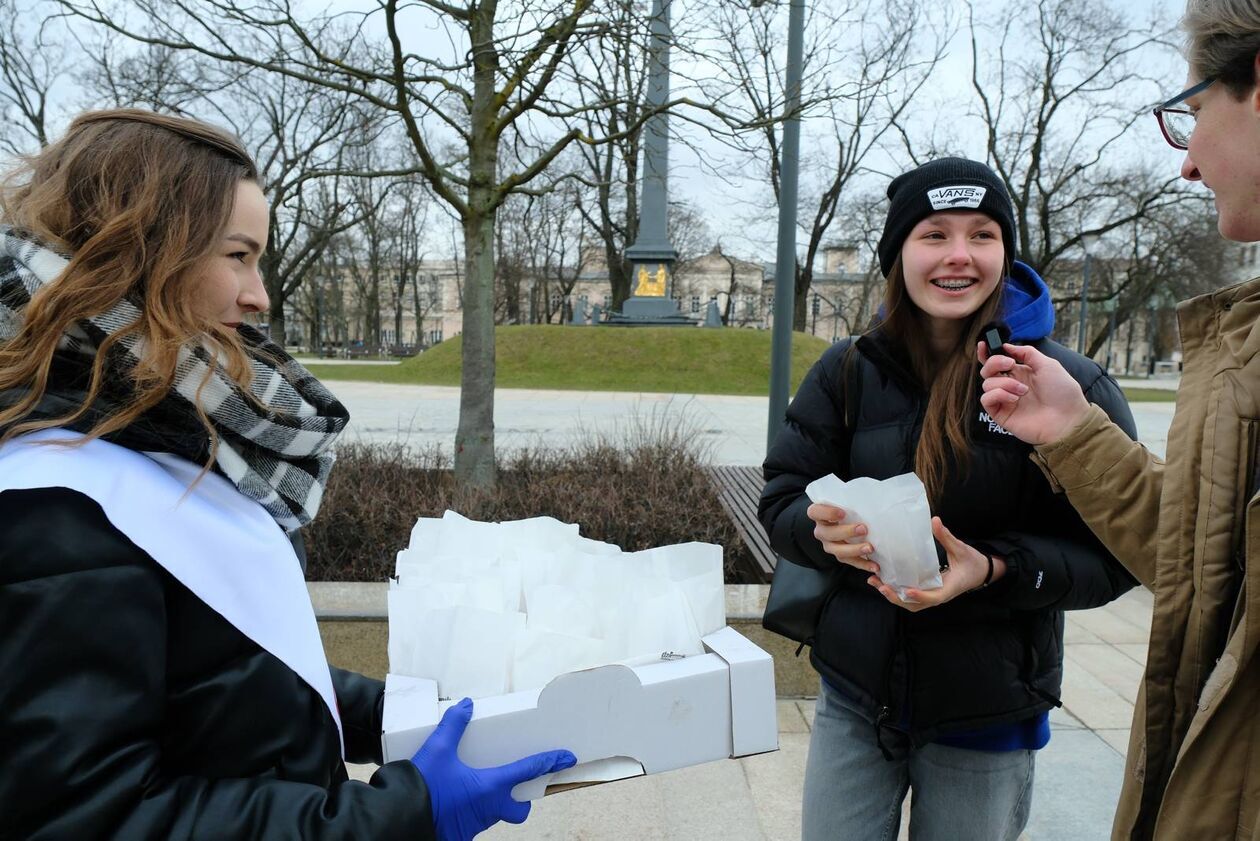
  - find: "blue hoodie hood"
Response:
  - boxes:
[1000,261,1054,342]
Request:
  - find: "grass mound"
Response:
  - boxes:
[304,325,832,395]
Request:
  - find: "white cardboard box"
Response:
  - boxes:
[382,625,778,799]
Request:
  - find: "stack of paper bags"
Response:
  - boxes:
[388,511,726,700]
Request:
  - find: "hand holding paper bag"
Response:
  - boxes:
[805,473,942,600]
[868,516,998,612]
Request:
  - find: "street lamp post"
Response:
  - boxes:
[1105,298,1118,374]
[765,0,806,454]
[1076,233,1102,356]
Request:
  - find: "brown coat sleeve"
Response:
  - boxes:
[1030,403,1165,589]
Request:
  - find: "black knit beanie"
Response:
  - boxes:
[877,158,1016,277]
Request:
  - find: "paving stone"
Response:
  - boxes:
[1064,644,1145,704]
[1060,661,1137,730]
[797,699,815,731]
[346,762,376,783]
[1026,729,1125,841]
[740,732,810,841]
[1095,729,1133,757]
[1113,643,1149,667]
[1069,608,1151,645]
[1064,619,1105,645]
[776,699,809,734]
[1105,590,1155,632]
[661,759,766,841]
[1050,706,1085,730]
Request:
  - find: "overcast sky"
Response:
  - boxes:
[24,0,1196,263]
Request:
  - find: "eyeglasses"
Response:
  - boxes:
[1153,78,1215,150]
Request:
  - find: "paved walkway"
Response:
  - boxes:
[329,381,1178,463]
[348,588,1151,840]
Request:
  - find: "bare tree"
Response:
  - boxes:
[824,191,890,337]
[0,2,66,153]
[82,46,383,345]
[383,178,431,348]
[566,0,650,311]
[507,186,585,324]
[702,0,947,330]
[960,0,1183,276]
[1065,174,1227,360]
[57,0,701,488]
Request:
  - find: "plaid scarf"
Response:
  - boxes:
[0,229,348,531]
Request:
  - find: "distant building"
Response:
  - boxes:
[1230,241,1260,285]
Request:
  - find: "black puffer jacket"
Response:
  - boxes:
[0,486,436,840]
[759,331,1139,746]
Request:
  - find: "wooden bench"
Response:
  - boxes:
[706,465,778,583]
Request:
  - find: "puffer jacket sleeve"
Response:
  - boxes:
[0,487,436,841]
[331,667,387,765]
[759,341,859,575]
[974,366,1141,610]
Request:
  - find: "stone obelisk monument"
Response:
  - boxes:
[606,0,691,326]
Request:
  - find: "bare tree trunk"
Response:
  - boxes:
[458,208,497,486]
[455,3,499,488]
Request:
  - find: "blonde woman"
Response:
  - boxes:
[979,1,1260,837]
[0,109,572,840]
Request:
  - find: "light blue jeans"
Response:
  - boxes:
[802,680,1035,841]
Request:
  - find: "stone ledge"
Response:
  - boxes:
[308,582,771,621]
[312,582,816,697]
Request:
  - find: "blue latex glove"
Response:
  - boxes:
[412,697,577,841]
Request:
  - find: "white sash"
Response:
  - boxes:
[0,429,344,754]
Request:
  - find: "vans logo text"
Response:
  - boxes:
[927,185,986,210]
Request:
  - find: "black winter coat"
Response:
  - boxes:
[0,486,436,840]
[759,332,1139,745]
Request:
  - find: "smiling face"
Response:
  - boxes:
[1179,65,1260,241]
[899,211,1005,341]
[192,180,271,327]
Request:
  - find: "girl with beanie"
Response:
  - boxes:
[759,157,1138,840]
[0,109,574,840]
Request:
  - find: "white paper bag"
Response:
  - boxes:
[525,583,603,640]
[387,511,722,693]
[636,542,726,636]
[619,574,705,659]
[389,605,525,699]
[805,472,942,600]
[510,627,608,693]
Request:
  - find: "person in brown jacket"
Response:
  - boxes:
[976,2,1260,838]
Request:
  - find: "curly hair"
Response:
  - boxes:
[0,108,263,446]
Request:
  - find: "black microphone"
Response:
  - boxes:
[979,321,1011,361]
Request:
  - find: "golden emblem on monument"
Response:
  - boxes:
[635,263,668,297]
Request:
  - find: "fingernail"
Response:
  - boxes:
[855,525,867,536]
[864,545,873,554]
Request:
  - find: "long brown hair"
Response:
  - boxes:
[0,109,261,448]
[877,253,1007,504]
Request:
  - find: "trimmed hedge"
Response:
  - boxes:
[303,424,757,583]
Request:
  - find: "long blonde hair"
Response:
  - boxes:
[0,109,261,447]
[877,254,1007,505]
